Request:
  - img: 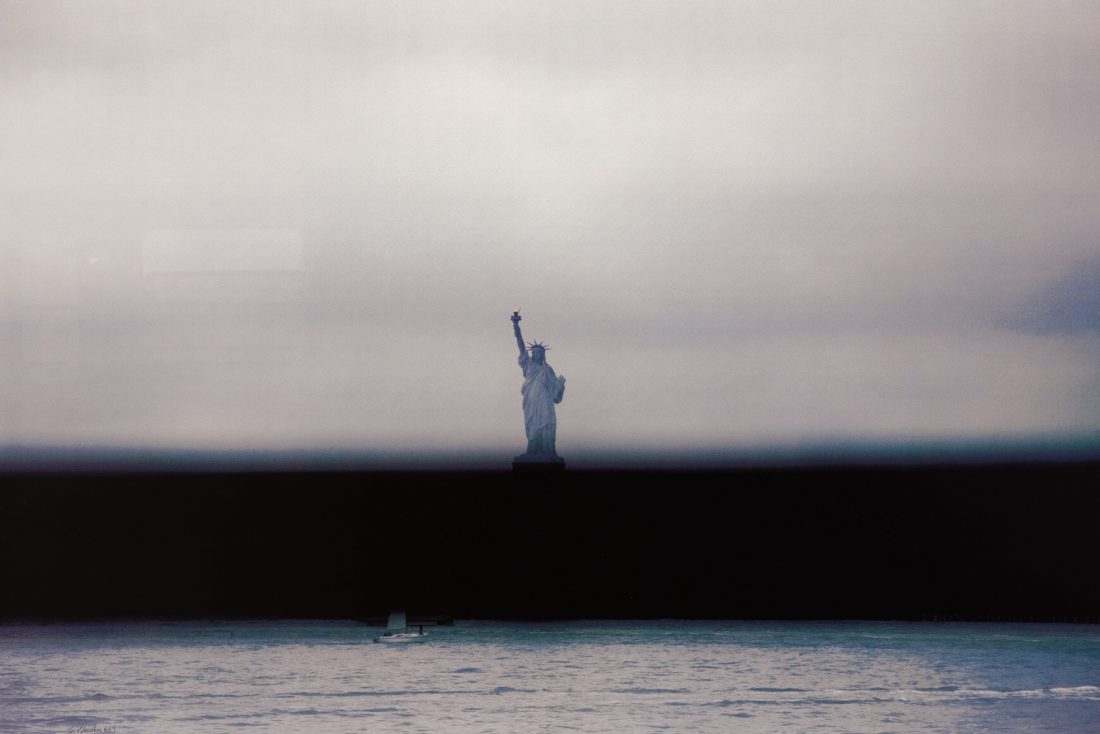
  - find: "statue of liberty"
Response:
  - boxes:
[511,311,566,465]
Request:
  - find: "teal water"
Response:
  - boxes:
[2,620,1099,733]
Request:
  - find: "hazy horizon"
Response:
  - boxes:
[3,1,1099,454]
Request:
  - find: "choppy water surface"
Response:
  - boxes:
[2,620,1099,733]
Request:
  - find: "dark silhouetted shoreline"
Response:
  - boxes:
[2,461,1098,623]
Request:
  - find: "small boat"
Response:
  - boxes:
[373,611,428,643]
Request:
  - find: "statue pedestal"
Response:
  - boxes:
[512,456,566,473]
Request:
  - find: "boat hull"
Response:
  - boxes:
[375,633,428,643]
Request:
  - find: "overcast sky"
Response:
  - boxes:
[2,0,1099,455]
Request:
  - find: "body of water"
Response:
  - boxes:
[2,620,1099,733]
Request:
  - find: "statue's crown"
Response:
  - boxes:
[527,340,550,352]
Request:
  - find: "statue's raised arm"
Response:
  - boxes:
[511,311,526,359]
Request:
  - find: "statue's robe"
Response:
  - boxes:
[518,352,565,458]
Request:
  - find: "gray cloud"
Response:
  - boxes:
[1007,253,1100,335]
